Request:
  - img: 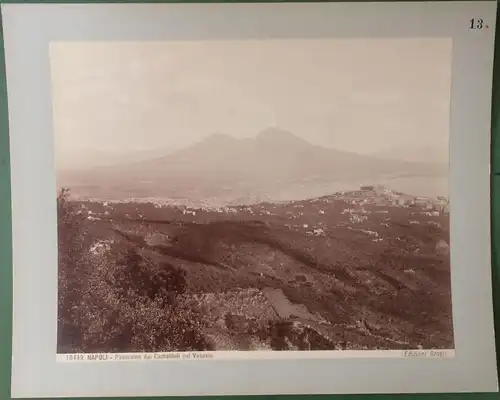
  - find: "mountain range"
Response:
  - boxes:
[58,128,448,204]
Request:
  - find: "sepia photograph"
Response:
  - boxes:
[52,38,454,355]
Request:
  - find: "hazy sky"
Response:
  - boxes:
[50,39,452,168]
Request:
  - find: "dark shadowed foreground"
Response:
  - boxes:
[57,187,453,353]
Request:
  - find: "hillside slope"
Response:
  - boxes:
[57,188,453,353]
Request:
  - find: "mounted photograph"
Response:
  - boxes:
[52,38,454,356]
[6,0,499,396]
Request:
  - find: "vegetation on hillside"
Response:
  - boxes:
[57,189,211,353]
[57,187,453,353]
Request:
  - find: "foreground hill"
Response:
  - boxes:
[57,187,453,353]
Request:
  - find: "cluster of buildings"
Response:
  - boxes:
[337,185,449,212]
